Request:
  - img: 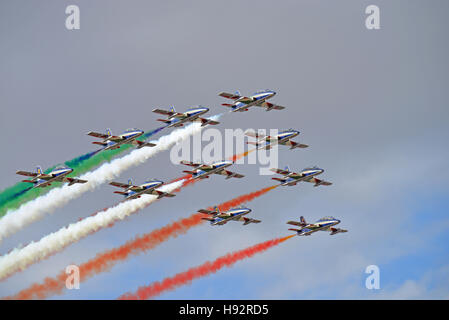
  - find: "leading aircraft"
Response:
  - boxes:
[271,166,332,187]
[218,89,285,112]
[287,216,348,236]
[180,160,244,180]
[87,128,156,150]
[16,166,87,188]
[199,206,261,226]
[152,106,220,128]
[245,129,309,150]
[109,179,176,200]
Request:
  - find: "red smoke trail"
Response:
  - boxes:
[229,149,255,162]
[119,234,295,300]
[6,185,277,300]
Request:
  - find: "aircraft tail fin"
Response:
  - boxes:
[169,105,176,113]
[36,166,43,175]
[300,216,306,225]
[284,165,290,172]
[213,206,220,215]
[128,179,132,186]
[235,90,241,96]
[106,128,112,137]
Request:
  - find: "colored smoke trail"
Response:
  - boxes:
[7,185,277,299]
[0,179,185,281]
[0,127,164,217]
[0,121,212,243]
[119,234,295,300]
[230,149,255,162]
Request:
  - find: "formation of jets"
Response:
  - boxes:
[199,206,261,226]
[245,129,308,150]
[271,166,332,187]
[287,216,347,236]
[180,160,244,180]
[109,179,176,200]
[15,89,348,238]
[87,128,156,150]
[16,166,87,188]
[152,106,220,128]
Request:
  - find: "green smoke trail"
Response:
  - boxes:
[0,126,165,217]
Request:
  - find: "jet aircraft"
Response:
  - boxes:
[218,89,285,112]
[109,179,176,200]
[152,106,219,128]
[199,206,261,226]
[287,216,348,236]
[16,166,87,188]
[87,128,156,150]
[245,129,308,150]
[271,166,332,187]
[180,160,244,180]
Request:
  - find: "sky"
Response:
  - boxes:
[0,0,448,299]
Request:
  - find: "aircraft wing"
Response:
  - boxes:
[110,181,144,192]
[87,131,109,139]
[330,227,348,235]
[260,102,285,111]
[63,177,88,186]
[110,181,132,188]
[198,209,217,215]
[16,170,38,177]
[152,190,176,199]
[218,92,242,100]
[180,160,204,168]
[287,220,307,227]
[244,130,266,139]
[270,168,292,176]
[152,108,177,117]
[218,170,244,179]
[280,140,309,149]
[242,217,261,225]
[196,117,220,127]
[305,177,333,187]
[132,140,156,148]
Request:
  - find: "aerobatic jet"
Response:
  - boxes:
[199,206,261,226]
[109,179,176,200]
[245,129,309,150]
[271,166,332,187]
[287,216,348,236]
[218,89,285,112]
[16,166,87,188]
[87,128,156,150]
[180,160,244,180]
[152,106,219,128]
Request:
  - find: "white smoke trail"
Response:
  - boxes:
[0,120,210,243]
[0,179,184,280]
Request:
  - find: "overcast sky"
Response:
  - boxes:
[1,0,448,299]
